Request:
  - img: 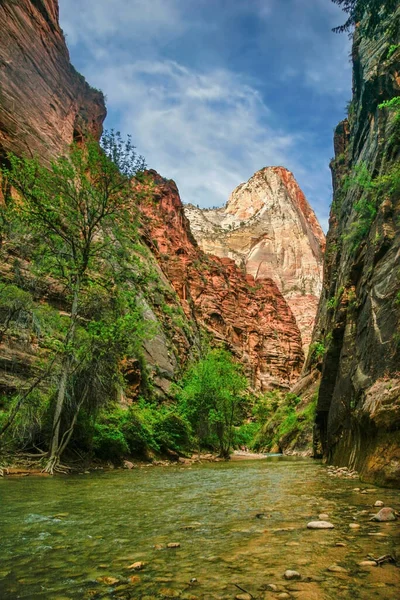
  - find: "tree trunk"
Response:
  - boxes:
[44,279,80,474]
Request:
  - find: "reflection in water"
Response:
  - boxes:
[0,457,399,599]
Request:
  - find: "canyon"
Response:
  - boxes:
[0,0,399,489]
[0,0,305,403]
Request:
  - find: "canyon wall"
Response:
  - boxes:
[0,0,304,399]
[306,7,400,486]
[0,0,106,163]
[185,167,325,352]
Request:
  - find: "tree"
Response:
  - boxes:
[331,0,398,35]
[176,349,248,457]
[2,131,147,472]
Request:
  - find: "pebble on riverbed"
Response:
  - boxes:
[307,521,334,529]
[328,564,348,573]
[128,561,145,570]
[284,570,301,580]
[167,542,181,548]
[326,465,359,479]
[374,500,384,507]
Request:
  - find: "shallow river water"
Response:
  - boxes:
[1,457,399,600]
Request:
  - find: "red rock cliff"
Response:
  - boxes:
[0,0,106,161]
[139,172,304,390]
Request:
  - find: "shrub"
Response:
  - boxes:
[92,423,129,462]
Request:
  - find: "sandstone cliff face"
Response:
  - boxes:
[139,172,304,390]
[0,0,304,397]
[308,8,400,486]
[185,167,325,352]
[0,0,106,162]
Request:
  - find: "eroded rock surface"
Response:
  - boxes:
[139,172,304,390]
[185,167,325,351]
[0,0,106,162]
[308,7,400,486]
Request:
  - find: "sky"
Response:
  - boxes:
[59,0,352,231]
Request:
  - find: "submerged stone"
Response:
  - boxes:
[284,570,301,580]
[307,521,334,529]
[370,507,396,522]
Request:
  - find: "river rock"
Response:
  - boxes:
[349,523,360,529]
[284,570,301,580]
[373,501,384,507]
[328,565,348,573]
[319,513,329,520]
[128,561,145,570]
[264,583,278,591]
[370,507,397,522]
[359,560,378,567]
[167,542,181,548]
[123,460,135,469]
[307,521,334,529]
[97,576,119,585]
[235,594,252,600]
[277,594,291,599]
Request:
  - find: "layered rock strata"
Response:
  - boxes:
[139,172,304,390]
[185,167,325,351]
[0,0,106,162]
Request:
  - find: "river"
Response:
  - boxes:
[1,457,399,599]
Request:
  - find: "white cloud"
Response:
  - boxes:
[59,0,352,231]
[86,58,297,208]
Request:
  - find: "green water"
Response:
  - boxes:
[1,457,399,599]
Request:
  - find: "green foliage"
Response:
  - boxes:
[89,402,192,462]
[253,390,318,453]
[378,96,400,110]
[341,157,400,250]
[310,341,326,362]
[175,348,248,457]
[331,0,398,35]
[0,132,154,469]
[233,421,260,448]
[387,44,400,59]
[92,423,130,462]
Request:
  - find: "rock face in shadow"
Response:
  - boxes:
[0,0,106,162]
[184,167,325,352]
[306,8,400,487]
[139,172,304,390]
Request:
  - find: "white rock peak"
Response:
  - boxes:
[184,166,325,352]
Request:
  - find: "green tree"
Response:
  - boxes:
[2,132,147,472]
[331,0,398,35]
[176,349,248,458]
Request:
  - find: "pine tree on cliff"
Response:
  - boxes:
[332,0,398,34]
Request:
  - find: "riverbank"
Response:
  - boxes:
[0,450,274,478]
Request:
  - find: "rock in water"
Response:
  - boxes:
[370,508,397,522]
[373,501,384,507]
[328,565,348,573]
[284,570,301,580]
[307,521,334,529]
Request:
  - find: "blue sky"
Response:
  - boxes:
[59,0,351,231]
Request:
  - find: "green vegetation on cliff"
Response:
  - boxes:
[0,132,155,471]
